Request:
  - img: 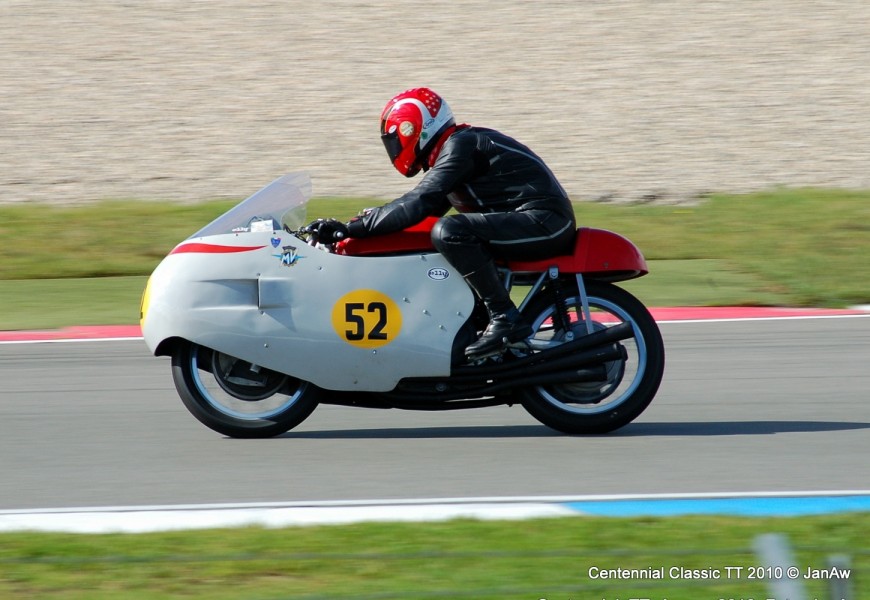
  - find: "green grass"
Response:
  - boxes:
[0,188,867,329]
[0,277,146,330]
[581,188,870,308]
[0,200,238,280]
[0,514,866,599]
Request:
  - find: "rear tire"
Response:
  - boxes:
[171,342,320,438]
[519,280,664,434]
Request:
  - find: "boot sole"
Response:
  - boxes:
[464,325,533,360]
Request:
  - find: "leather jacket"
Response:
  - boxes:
[346,126,573,237]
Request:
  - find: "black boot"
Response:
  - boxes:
[465,307,533,358]
[462,264,533,359]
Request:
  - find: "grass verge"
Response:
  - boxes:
[0,277,146,330]
[0,514,866,599]
[0,188,867,330]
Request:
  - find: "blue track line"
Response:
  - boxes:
[565,494,870,517]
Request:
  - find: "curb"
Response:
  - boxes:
[1,492,868,534]
[0,325,142,343]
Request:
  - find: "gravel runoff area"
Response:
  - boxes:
[2,1,869,206]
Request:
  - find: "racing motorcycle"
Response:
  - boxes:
[141,173,665,437]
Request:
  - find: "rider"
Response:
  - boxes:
[309,87,576,359]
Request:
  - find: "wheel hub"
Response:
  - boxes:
[210,352,288,401]
[541,320,626,404]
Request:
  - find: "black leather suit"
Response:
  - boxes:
[347,126,576,276]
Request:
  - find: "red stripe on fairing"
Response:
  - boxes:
[170,243,267,255]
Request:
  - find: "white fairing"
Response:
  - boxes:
[142,174,474,392]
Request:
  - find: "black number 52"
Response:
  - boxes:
[344,302,388,341]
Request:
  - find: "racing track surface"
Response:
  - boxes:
[1,316,868,511]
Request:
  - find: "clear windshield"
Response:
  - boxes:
[188,172,312,239]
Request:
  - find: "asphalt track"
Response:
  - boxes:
[1,314,868,516]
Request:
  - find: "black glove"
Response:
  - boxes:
[304,218,349,243]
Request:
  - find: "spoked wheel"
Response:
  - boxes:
[171,342,320,438]
[519,280,665,434]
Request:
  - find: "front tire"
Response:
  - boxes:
[171,342,320,438]
[519,280,665,434]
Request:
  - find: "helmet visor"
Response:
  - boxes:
[380,131,403,164]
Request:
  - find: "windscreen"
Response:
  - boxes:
[188,172,312,239]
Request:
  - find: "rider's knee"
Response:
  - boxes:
[431,215,476,248]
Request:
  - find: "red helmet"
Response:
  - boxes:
[380,88,455,177]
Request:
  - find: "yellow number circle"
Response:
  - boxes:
[331,289,402,349]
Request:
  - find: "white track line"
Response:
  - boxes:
[1,491,868,534]
[658,313,870,324]
[0,336,144,345]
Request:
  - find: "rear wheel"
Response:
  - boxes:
[171,342,320,438]
[519,280,664,434]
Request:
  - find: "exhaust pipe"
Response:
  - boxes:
[387,328,632,404]
[383,364,611,405]
[447,342,626,386]
[452,320,634,378]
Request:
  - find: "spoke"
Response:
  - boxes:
[530,295,644,415]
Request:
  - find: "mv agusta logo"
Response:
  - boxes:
[277,244,303,267]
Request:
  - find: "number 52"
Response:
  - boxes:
[344,302,388,341]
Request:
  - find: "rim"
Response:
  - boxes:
[528,294,647,415]
[188,345,307,420]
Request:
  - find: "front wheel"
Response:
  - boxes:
[171,342,320,438]
[519,280,665,434]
